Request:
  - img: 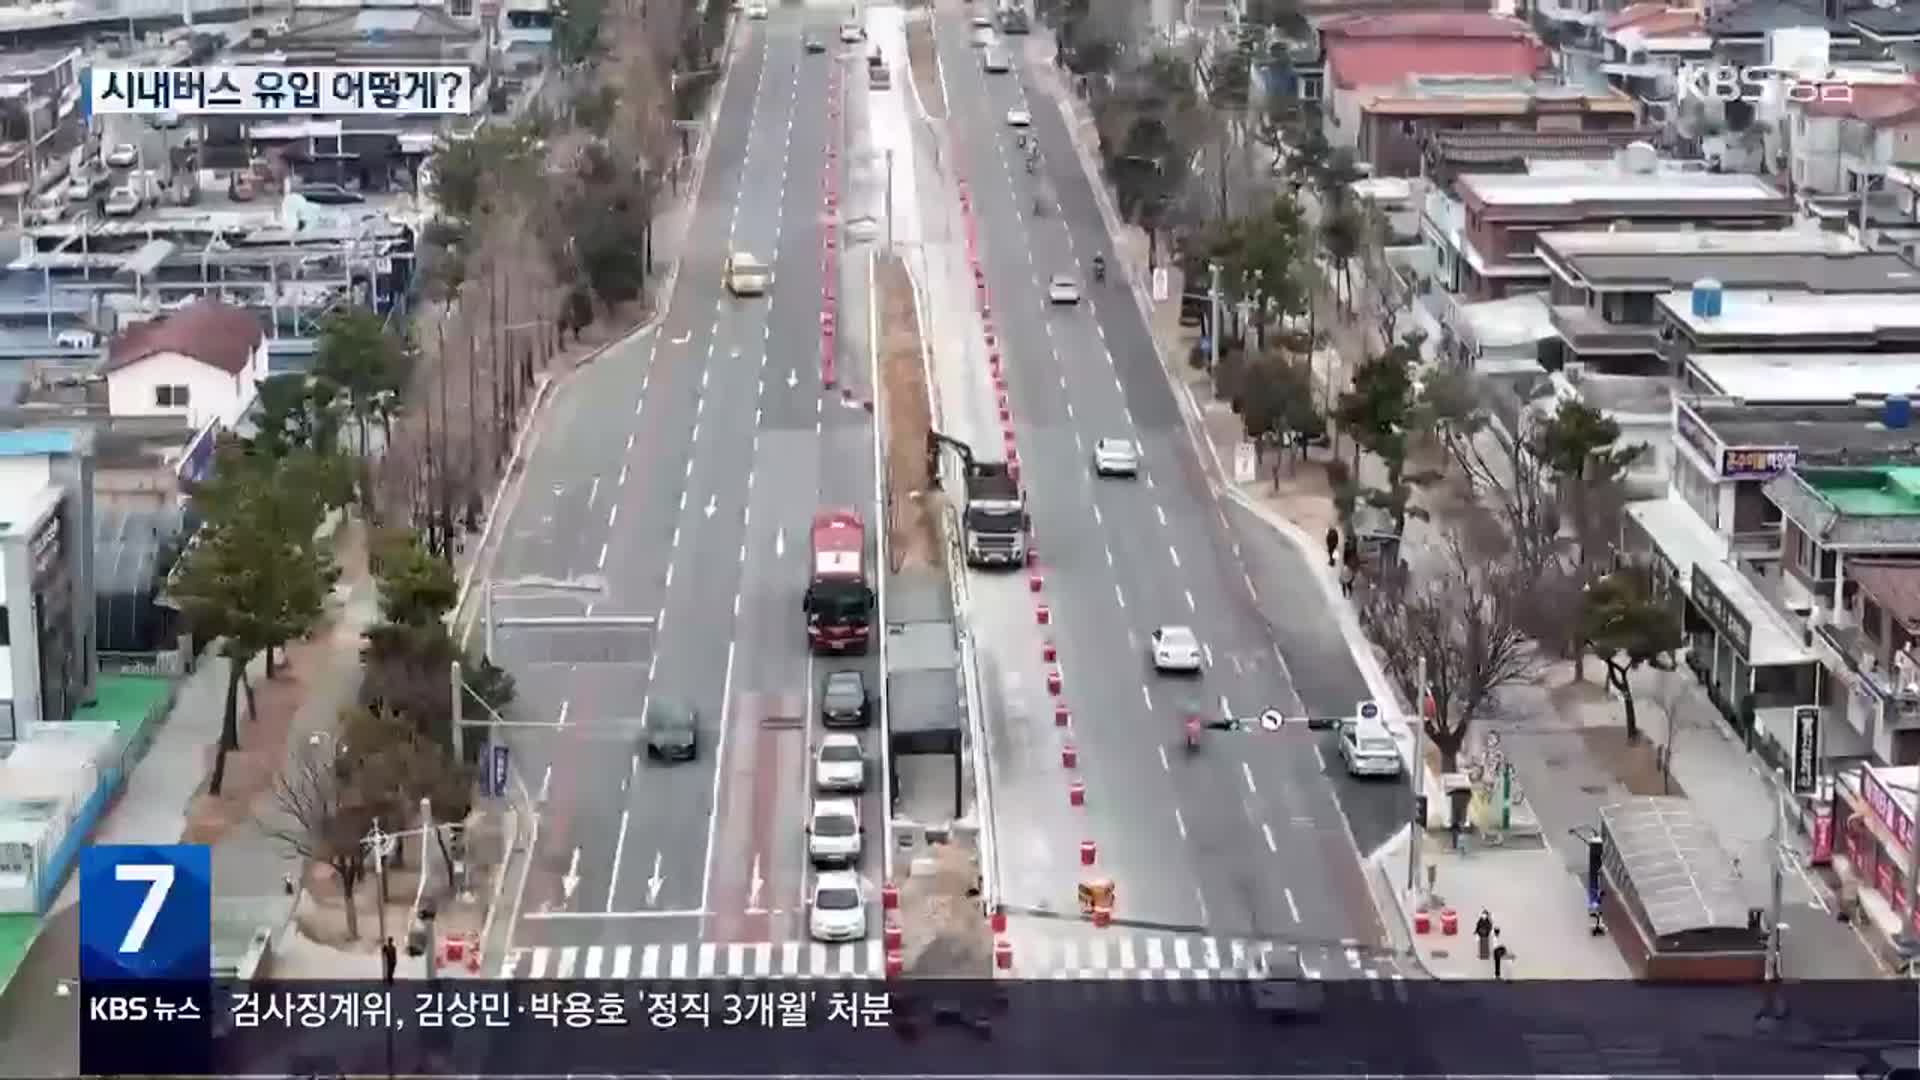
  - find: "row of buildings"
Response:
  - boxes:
[1177,0,1920,961]
[0,0,555,914]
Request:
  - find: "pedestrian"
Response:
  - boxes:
[1339,561,1356,597]
[1343,535,1359,569]
[1474,910,1494,960]
[1491,932,1509,979]
[381,937,399,985]
[1324,526,1339,567]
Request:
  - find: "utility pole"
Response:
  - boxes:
[362,820,392,943]
[450,660,465,764]
[1766,769,1786,981]
[1207,261,1222,383]
[885,149,895,252]
[1407,654,1426,896]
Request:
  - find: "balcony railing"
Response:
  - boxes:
[1730,528,1783,558]
[1549,305,1663,354]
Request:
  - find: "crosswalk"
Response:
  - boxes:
[499,941,887,980]
[501,931,1407,992]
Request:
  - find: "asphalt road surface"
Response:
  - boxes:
[931,12,1404,968]
[496,5,885,977]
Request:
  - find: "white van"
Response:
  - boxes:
[806,797,862,867]
[54,329,99,350]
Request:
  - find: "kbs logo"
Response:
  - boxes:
[1674,64,1854,105]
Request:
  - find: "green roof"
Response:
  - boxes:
[1806,467,1920,517]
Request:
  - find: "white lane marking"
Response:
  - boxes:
[1141,685,1153,711]
[665,564,674,587]
[1241,761,1258,795]
[1092,505,1102,526]
[587,477,600,508]
[672,527,682,547]
[608,505,619,528]
[1202,643,1214,669]
[618,464,629,486]
[1114,584,1126,608]
[1185,589,1196,611]
[1244,573,1258,600]
[1262,823,1277,853]
[1173,808,1188,839]
[1168,545,1180,569]
[1157,745,1169,771]
[627,434,636,451]
[597,543,608,570]
[557,700,570,727]
[1156,505,1167,526]
[696,641,737,915]
[1284,888,1301,923]
[1104,546,1114,566]
[606,810,631,912]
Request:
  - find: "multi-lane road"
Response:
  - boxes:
[490,3,889,979]
[926,8,1412,979]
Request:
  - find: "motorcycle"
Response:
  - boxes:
[1092,256,1106,282]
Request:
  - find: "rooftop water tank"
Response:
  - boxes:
[1691,278,1724,318]
[1886,394,1911,430]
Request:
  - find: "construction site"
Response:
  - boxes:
[873,251,990,978]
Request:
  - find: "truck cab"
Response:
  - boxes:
[961,460,1027,567]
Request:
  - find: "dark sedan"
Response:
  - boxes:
[819,670,871,728]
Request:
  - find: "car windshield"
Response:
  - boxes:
[1361,737,1397,753]
[826,675,862,697]
[814,813,856,837]
[816,887,861,910]
[1100,441,1132,456]
[647,704,694,732]
[1160,629,1197,649]
[820,743,861,763]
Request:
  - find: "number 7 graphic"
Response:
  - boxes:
[115,863,174,954]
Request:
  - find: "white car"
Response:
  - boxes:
[971,12,992,27]
[814,733,866,792]
[1005,106,1031,127]
[807,797,862,867]
[808,871,868,942]
[26,191,65,225]
[1093,438,1139,477]
[104,185,141,217]
[105,143,138,168]
[66,172,101,202]
[839,21,863,43]
[1150,625,1203,673]
[1339,717,1405,778]
[983,47,1010,73]
[1048,274,1080,304]
[745,0,767,17]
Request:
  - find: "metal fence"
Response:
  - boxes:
[98,648,188,679]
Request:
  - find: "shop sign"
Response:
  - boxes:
[1811,808,1834,865]
[1720,446,1798,481]
[29,511,61,578]
[1690,569,1752,656]
[1675,404,1723,474]
[1862,768,1916,854]
[1791,707,1820,794]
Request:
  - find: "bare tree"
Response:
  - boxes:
[262,740,384,941]
[1362,537,1540,771]
[1353,201,1409,347]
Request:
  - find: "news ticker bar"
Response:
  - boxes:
[85,65,473,116]
[81,978,1917,1077]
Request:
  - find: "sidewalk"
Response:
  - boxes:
[1023,36,1889,980]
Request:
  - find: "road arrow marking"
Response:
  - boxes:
[787,369,799,388]
[746,854,766,913]
[646,852,665,906]
[775,529,785,558]
[673,331,691,344]
[704,496,717,518]
[562,848,582,901]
